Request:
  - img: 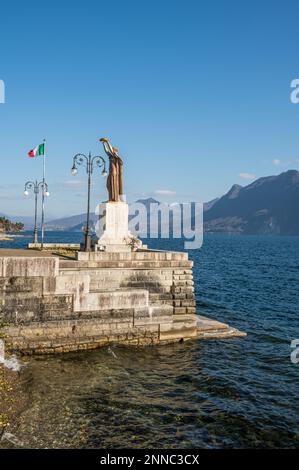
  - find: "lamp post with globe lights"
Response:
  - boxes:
[24,180,49,245]
[71,152,107,252]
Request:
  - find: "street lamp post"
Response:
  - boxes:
[71,152,107,252]
[24,180,49,245]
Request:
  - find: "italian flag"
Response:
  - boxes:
[28,143,45,158]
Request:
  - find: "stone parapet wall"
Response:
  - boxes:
[0,256,59,277]
[73,289,149,312]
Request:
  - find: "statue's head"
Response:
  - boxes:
[113,147,119,155]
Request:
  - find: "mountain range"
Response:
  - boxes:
[204,170,299,234]
[2,170,298,235]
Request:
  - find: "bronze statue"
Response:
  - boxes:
[100,138,124,202]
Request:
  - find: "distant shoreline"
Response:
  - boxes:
[0,233,29,241]
[0,234,13,241]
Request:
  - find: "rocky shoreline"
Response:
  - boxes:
[0,233,29,241]
[0,364,27,447]
[0,234,14,241]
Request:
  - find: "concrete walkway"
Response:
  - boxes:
[0,249,55,257]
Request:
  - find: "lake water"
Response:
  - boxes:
[1,233,299,448]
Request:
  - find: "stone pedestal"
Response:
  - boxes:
[95,201,142,252]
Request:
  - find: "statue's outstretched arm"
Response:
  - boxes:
[100,138,114,156]
[103,142,111,156]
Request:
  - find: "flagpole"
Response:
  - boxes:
[41,139,46,250]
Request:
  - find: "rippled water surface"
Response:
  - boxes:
[1,233,299,448]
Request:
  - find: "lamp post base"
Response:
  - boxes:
[33,228,38,244]
[84,231,92,252]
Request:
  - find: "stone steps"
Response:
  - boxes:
[196,315,246,339]
[59,260,193,269]
[197,327,247,339]
[76,250,189,261]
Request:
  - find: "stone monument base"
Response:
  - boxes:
[95,201,143,252]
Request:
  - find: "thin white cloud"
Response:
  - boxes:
[0,194,22,201]
[53,179,96,190]
[154,189,176,196]
[64,179,85,187]
[272,159,281,166]
[239,172,256,180]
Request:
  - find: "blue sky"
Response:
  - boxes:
[1,0,299,219]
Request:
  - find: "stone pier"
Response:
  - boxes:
[0,249,245,354]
